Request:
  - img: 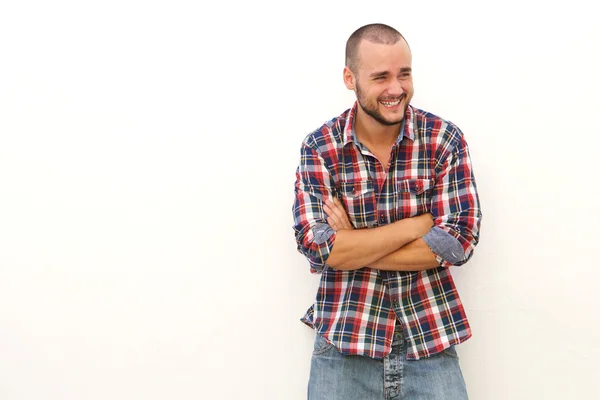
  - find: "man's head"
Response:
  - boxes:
[344,24,413,126]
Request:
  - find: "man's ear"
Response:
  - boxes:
[343,66,355,90]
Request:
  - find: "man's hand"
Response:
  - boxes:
[413,212,434,234]
[323,198,354,231]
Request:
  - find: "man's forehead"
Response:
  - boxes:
[358,38,410,52]
[357,40,412,70]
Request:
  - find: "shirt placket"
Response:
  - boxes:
[375,143,406,346]
[375,144,397,227]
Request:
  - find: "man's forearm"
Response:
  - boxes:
[368,227,466,271]
[326,215,431,270]
[369,238,439,271]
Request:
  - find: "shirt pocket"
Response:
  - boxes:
[395,178,434,219]
[338,180,376,229]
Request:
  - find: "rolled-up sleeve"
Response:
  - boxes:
[422,226,465,265]
[429,129,482,267]
[292,141,337,273]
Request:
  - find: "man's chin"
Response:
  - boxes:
[379,118,404,126]
[358,101,406,126]
[377,105,408,126]
[377,112,405,126]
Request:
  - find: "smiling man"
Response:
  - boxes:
[292,24,482,399]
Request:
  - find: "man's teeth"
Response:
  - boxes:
[381,99,401,106]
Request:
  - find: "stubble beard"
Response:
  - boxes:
[356,82,407,127]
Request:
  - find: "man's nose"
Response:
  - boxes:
[387,79,404,96]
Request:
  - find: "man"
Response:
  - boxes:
[292,23,482,399]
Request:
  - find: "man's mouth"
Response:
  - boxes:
[379,96,404,108]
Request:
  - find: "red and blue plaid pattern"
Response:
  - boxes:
[293,103,482,360]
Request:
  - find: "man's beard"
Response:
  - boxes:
[356,83,406,126]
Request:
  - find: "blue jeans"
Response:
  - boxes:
[307,328,468,399]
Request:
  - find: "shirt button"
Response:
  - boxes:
[392,300,399,307]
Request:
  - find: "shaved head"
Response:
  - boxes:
[345,23,408,73]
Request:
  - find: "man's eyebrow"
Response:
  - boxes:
[369,71,389,78]
[369,67,412,78]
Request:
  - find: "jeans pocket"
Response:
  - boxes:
[441,345,460,359]
[313,334,335,356]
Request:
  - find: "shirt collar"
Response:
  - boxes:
[342,102,415,147]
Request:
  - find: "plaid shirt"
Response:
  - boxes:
[293,103,482,360]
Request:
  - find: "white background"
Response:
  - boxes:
[1,0,599,399]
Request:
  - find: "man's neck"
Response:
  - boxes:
[354,107,402,149]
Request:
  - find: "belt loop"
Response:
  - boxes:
[394,320,404,338]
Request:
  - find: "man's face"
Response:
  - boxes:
[346,39,414,126]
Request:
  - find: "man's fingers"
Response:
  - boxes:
[325,200,343,220]
[331,198,353,229]
[328,199,347,220]
[325,202,342,230]
[325,198,354,230]
[329,217,344,232]
[332,197,346,215]
[327,217,339,231]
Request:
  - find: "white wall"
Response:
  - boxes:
[1,0,599,399]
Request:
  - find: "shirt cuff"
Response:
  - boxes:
[307,223,336,272]
[422,226,464,265]
[312,223,335,245]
